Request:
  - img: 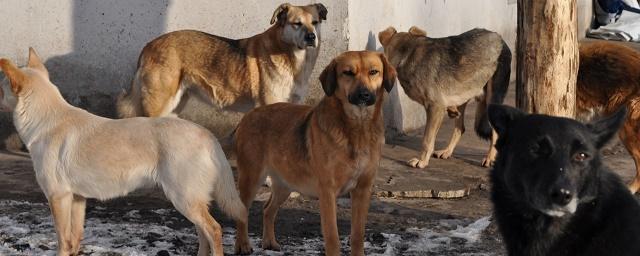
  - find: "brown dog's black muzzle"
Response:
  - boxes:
[305,32,317,46]
[348,86,376,106]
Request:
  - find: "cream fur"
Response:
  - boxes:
[0,50,245,256]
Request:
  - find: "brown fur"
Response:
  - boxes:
[378,26,511,168]
[117,3,327,117]
[232,51,396,256]
[576,41,640,194]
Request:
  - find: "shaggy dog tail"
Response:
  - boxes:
[116,70,144,118]
[212,145,247,222]
[475,41,512,139]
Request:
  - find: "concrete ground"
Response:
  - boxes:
[0,84,636,255]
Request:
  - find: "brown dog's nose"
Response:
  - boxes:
[348,86,376,106]
[305,33,316,42]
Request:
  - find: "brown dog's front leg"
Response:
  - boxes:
[319,189,340,256]
[408,104,446,168]
[349,180,373,256]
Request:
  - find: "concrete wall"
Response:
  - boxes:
[0,0,595,148]
[347,0,518,134]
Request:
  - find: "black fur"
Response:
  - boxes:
[475,41,512,139]
[488,104,640,256]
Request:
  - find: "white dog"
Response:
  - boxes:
[0,48,246,256]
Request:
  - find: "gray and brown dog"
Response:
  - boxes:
[232,51,395,256]
[379,26,511,168]
[118,3,327,117]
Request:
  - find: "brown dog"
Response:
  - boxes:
[378,26,511,168]
[117,3,327,117]
[232,51,396,255]
[577,41,640,193]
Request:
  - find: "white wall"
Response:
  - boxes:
[0,0,594,140]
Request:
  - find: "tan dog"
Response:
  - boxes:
[0,49,246,256]
[576,41,640,193]
[379,26,511,168]
[117,3,328,117]
[232,51,396,255]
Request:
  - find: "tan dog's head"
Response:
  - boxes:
[320,51,396,117]
[0,48,50,112]
[378,26,427,66]
[271,3,327,49]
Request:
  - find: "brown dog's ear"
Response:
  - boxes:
[27,47,49,78]
[408,26,427,37]
[319,59,337,96]
[378,27,397,47]
[0,58,26,95]
[315,3,328,21]
[270,3,292,25]
[379,53,397,93]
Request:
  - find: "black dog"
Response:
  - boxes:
[488,104,640,256]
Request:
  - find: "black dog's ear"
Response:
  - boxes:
[319,59,337,96]
[270,3,291,25]
[379,53,396,92]
[587,107,627,148]
[315,3,328,21]
[488,104,526,137]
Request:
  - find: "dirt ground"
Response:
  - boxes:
[0,87,637,255]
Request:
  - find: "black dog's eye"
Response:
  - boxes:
[573,152,589,162]
[369,70,379,75]
[312,21,319,25]
[342,70,355,76]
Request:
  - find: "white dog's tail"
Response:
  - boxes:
[212,148,247,222]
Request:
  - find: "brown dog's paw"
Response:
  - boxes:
[407,158,428,168]
[262,239,282,251]
[433,149,453,159]
[481,157,494,168]
[235,241,254,255]
[446,107,460,118]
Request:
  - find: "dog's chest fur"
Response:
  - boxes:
[264,48,319,104]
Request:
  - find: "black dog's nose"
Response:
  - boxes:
[550,188,573,206]
[305,33,316,42]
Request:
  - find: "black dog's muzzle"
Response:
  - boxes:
[348,86,376,106]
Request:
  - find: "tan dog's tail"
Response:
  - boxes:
[213,147,247,222]
[475,41,512,140]
[116,70,144,118]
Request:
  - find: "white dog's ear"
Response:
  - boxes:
[587,107,627,148]
[488,104,526,138]
[408,26,427,37]
[27,47,49,79]
[0,58,26,95]
[270,3,292,25]
[378,27,397,47]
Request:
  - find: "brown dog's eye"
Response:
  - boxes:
[342,70,355,76]
[369,70,379,75]
[292,22,302,27]
[573,152,589,162]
